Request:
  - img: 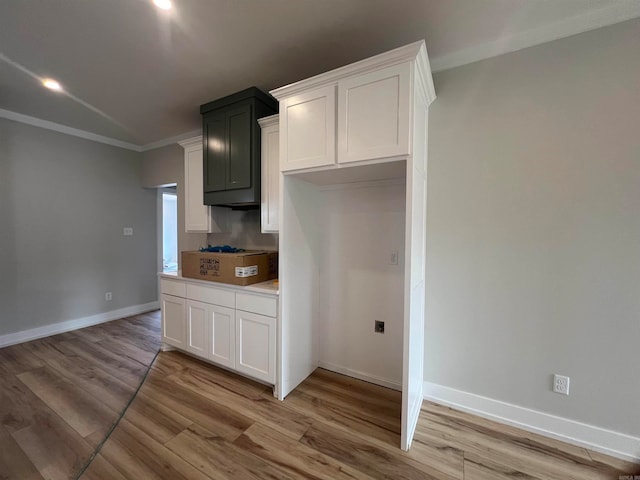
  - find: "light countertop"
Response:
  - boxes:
[159,271,279,295]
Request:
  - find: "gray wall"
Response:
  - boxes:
[425,18,640,436]
[141,142,277,259]
[0,119,158,336]
[141,143,208,268]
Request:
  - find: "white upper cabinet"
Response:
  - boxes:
[179,136,229,233]
[272,42,432,174]
[258,115,280,233]
[279,85,336,171]
[337,62,411,164]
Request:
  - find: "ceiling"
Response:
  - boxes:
[1,0,639,149]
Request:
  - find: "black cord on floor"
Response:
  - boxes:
[73,349,161,480]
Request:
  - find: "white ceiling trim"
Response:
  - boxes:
[0,108,142,151]
[140,129,201,152]
[0,108,203,153]
[430,2,640,72]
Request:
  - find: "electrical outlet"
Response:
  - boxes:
[553,374,570,395]
[374,320,385,333]
[390,250,399,265]
[123,227,133,236]
[105,292,113,301]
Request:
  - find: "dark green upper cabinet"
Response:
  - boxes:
[200,88,278,207]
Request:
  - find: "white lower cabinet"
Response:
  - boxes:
[235,310,276,384]
[209,304,236,369]
[160,277,277,386]
[185,300,210,358]
[161,294,186,349]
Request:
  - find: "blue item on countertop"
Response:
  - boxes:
[199,245,246,253]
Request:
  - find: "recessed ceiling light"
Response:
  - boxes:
[42,78,62,92]
[153,0,172,10]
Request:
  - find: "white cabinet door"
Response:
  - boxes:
[280,85,336,171]
[186,300,210,358]
[182,137,210,233]
[259,115,280,233]
[161,294,186,349]
[235,310,276,384]
[338,63,411,164]
[209,304,236,369]
[180,136,229,233]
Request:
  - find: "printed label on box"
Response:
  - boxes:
[235,265,258,278]
[200,258,220,276]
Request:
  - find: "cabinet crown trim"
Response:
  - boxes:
[178,135,203,149]
[270,40,435,103]
[258,114,279,128]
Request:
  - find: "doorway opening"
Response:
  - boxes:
[161,189,178,272]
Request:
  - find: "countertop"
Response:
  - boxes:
[159,270,279,295]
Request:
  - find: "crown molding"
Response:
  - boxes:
[177,135,202,149]
[257,114,279,128]
[141,129,201,151]
[0,108,142,151]
[430,2,640,72]
[270,40,428,100]
[0,107,202,153]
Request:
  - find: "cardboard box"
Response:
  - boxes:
[181,250,278,286]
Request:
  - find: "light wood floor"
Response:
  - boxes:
[0,311,636,479]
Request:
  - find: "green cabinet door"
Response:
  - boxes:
[226,104,252,190]
[201,87,277,206]
[203,111,227,193]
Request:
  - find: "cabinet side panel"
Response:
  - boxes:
[401,87,428,451]
[278,176,321,398]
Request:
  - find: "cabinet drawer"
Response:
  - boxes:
[186,283,235,308]
[236,292,277,317]
[160,279,186,298]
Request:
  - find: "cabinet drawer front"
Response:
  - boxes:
[236,292,277,317]
[186,283,235,308]
[161,279,186,298]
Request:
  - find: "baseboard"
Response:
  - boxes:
[423,381,640,463]
[0,301,160,348]
[318,361,402,391]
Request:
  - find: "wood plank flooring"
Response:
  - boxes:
[0,312,161,480]
[1,311,637,479]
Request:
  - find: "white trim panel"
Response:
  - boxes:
[0,301,160,348]
[423,381,640,462]
[318,361,402,391]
